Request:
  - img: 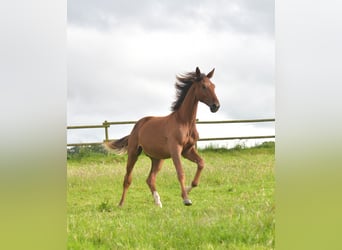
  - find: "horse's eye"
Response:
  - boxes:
[202,85,207,90]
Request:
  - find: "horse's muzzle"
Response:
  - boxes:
[210,103,220,113]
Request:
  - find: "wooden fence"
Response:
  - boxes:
[67,118,275,147]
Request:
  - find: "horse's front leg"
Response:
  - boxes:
[170,145,192,206]
[182,146,204,194]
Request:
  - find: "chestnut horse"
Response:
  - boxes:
[105,67,220,207]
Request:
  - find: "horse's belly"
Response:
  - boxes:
[141,143,171,159]
[140,134,170,159]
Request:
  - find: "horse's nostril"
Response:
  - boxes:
[210,103,220,113]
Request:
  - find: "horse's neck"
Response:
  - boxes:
[176,87,198,126]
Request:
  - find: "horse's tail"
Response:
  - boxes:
[104,135,129,155]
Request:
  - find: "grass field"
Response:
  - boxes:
[67,142,275,249]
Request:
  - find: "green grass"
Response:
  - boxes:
[67,142,275,249]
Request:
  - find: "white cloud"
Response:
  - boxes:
[68,0,274,35]
[67,0,275,145]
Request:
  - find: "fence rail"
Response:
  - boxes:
[67,118,275,147]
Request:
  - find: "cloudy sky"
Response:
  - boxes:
[67,0,274,146]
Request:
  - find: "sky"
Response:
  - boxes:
[67,0,275,147]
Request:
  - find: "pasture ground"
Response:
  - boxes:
[67,142,274,249]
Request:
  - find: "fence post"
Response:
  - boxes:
[103,120,109,142]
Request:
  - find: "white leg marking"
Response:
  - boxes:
[153,191,162,208]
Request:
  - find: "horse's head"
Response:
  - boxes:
[194,67,220,113]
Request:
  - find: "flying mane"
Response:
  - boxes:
[171,71,205,111]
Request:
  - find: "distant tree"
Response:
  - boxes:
[67,144,107,159]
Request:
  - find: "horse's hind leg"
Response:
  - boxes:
[146,158,164,207]
[182,146,204,194]
[118,147,141,207]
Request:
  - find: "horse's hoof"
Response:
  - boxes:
[183,199,192,206]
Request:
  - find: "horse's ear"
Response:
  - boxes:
[196,67,201,78]
[207,68,215,78]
